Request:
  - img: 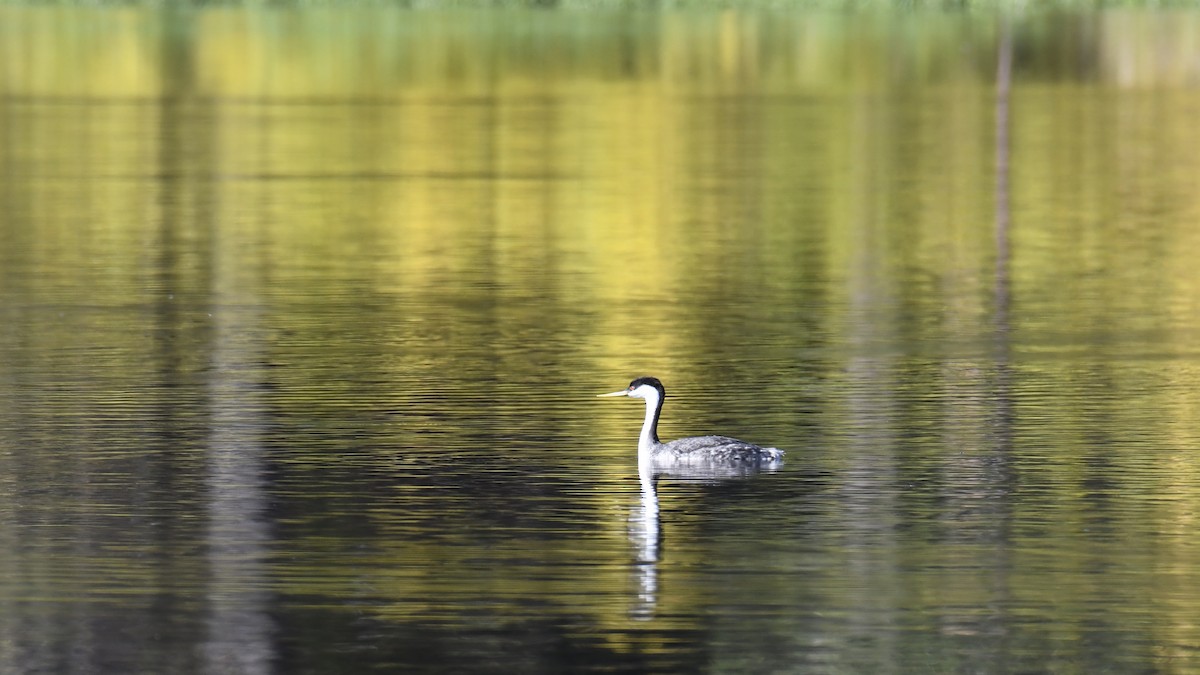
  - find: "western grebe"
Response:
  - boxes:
[598,376,784,463]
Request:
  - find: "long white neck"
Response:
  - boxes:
[638,387,662,457]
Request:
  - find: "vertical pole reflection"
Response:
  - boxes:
[993,18,1016,451]
[203,294,276,673]
[153,10,277,667]
[204,307,274,667]
[995,16,1013,326]
[201,209,276,672]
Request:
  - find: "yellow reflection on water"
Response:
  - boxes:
[4,6,1200,670]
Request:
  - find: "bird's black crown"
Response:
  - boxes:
[627,376,665,392]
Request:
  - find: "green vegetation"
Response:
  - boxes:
[2,0,1200,8]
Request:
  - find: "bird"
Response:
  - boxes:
[598,376,784,464]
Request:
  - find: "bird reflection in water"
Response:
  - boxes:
[628,455,784,621]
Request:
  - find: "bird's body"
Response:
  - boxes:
[653,434,780,462]
[599,377,784,464]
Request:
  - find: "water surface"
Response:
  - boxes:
[2,7,1200,674]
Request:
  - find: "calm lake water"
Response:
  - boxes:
[3,6,1200,674]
